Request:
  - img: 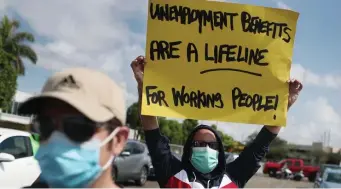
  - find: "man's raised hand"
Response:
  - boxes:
[131,55,146,87]
[288,79,303,109]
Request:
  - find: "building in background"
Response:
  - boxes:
[0,91,150,139]
[287,142,341,165]
[0,91,33,131]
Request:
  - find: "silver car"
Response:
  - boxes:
[314,168,341,188]
[148,152,181,178]
[112,140,151,186]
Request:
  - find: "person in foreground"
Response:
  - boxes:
[19,68,129,188]
[131,56,303,188]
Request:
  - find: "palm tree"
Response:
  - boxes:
[0,15,37,75]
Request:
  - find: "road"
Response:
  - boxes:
[123,174,314,188]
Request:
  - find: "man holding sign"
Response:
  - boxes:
[135,0,302,187]
[131,56,303,188]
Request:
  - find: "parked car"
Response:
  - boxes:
[315,164,341,184]
[263,158,319,182]
[225,152,239,164]
[225,152,235,164]
[148,152,181,178]
[112,140,151,186]
[314,168,341,188]
[0,128,41,187]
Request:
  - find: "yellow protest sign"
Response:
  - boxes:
[142,0,299,126]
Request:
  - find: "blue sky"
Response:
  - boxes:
[1,0,340,147]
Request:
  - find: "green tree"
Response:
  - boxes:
[0,52,17,110]
[245,130,288,147]
[0,15,37,75]
[211,124,218,130]
[220,133,235,148]
[157,117,183,144]
[245,131,289,160]
[158,117,172,139]
[311,149,328,165]
[126,102,144,140]
[167,120,183,145]
[244,131,258,146]
[211,124,235,149]
[326,152,341,165]
[266,146,289,160]
[182,119,198,144]
[271,137,288,147]
[266,137,288,160]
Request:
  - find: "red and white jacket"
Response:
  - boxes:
[145,126,276,188]
[165,170,238,188]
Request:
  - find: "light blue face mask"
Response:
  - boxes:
[35,128,119,188]
[191,146,219,174]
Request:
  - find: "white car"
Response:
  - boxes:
[0,128,41,187]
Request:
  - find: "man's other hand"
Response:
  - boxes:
[288,79,303,109]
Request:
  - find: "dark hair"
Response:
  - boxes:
[106,118,121,132]
[104,118,122,150]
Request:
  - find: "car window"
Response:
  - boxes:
[144,144,149,154]
[132,143,145,154]
[123,142,134,153]
[294,161,300,166]
[326,172,341,184]
[0,136,32,159]
[286,161,293,166]
[322,165,341,174]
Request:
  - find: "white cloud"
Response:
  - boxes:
[291,64,341,90]
[3,0,147,105]
[0,0,6,11]
[306,97,341,124]
[281,97,341,147]
[276,1,292,10]
[272,0,292,10]
[206,96,341,148]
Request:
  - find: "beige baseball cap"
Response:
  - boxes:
[18,67,126,125]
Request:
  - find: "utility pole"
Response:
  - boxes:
[328,129,331,147]
[323,131,326,147]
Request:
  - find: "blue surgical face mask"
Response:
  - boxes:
[190,146,219,174]
[35,128,119,188]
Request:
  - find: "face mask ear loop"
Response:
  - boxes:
[100,127,120,147]
[102,156,114,170]
[99,127,120,171]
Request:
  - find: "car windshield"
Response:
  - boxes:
[322,165,341,173]
[123,142,134,152]
[326,172,341,184]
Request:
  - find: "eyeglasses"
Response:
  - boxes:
[32,115,104,143]
[192,141,219,150]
